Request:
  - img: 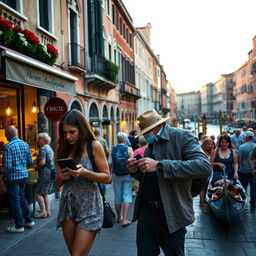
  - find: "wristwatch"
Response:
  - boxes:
[156,161,163,172]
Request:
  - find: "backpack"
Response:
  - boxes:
[112,145,129,176]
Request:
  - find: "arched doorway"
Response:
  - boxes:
[116,107,120,134]
[102,105,109,146]
[109,106,115,147]
[89,102,100,131]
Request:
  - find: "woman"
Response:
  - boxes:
[210,134,239,183]
[199,137,214,213]
[55,110,111,256]
[33,133,54,218]
[111,132,133,227]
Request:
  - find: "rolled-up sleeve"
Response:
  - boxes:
[161,131,212,180]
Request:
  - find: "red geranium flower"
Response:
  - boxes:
[23,29,40,44]
[0,17,13,30]
[46,44,58,56]
[13,26,22,33]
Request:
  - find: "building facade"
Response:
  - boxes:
[176,91,200,121]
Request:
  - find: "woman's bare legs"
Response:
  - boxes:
[43,194,51,216]
[61,220,76,253]
[71,226,98,256]
[34,193,47,216]
[62,220,98,255]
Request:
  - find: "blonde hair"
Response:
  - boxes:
[38,133,51,144]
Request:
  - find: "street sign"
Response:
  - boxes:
[44,97,67,121]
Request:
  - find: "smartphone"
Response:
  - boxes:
[56,158,78,170]
[134,154,143,160]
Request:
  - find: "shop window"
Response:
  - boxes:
[0,86,18,146]
[24,86,38,152]
[38,0,54,33]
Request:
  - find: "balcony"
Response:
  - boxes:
[85,54,117,93]
[68,43,86,72]
[120,82,141,100]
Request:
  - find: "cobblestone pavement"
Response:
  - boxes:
[0,185,255,256]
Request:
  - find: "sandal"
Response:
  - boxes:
[116,217,123,223]
[122,221,131,227]
[34,212,47,218]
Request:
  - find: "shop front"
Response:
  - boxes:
[0,46,77,212]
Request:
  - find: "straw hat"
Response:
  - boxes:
[136,110,169,137]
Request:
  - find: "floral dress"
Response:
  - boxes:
[56,156,103,231]
[34,145,54,194]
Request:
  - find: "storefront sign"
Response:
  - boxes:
[44,97,68,121]
[5,58,76,95]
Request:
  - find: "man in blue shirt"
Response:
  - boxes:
[231,129,241,151]
[2,126,35,232]
[238,131,255,211]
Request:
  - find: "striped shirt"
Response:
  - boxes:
[2,136,32,181]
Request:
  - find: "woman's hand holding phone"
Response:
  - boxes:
[58,167,72,180]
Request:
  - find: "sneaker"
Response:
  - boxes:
[24,221,35,229]
[6,226,24,233]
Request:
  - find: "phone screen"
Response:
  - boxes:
[134,154,143,160]
[56,158,78,170]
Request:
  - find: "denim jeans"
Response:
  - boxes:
[6,178,32,228]
[137,202,186,256]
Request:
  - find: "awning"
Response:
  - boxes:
[1,47,78,95]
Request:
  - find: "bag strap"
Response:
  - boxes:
[87,141,106,201]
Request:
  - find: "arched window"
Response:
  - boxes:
[110,107,114,121]
[70,100,82,111]
[89,102,99,121]
[103,105,108,120]
[117,108,120,121]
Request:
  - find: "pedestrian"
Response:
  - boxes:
[238,131,256,211]
[127,110,212,256]
[94,128,109,158]
[133,135,147,158]
[33,133,54,218]
[210,134,239,182]
[2,126,35,233]
[231,129,241,151]
[128,130,139,151]
[199,137,215,214]
[198,132,204,144]
[94,128,110,196]
[55,109,111,256]
[111,132,133,226]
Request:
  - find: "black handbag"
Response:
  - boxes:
[87,142,116,228]
[98,184,116,228]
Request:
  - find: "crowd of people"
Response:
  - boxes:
[198,127,256,214]
[5,109,256,255]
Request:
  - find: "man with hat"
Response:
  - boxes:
[127,110,212,256]
[238,130,256,211]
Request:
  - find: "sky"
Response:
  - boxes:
[122,0,256,93]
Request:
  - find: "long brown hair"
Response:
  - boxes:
[56,109,96,163]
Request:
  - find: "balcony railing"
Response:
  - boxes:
[120,82,141,99]
[68,42,86,70]
[86,54,119,83]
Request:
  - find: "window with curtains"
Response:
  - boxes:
[38,0,53,33]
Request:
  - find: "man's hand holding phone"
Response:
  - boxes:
[127,154,143,173]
